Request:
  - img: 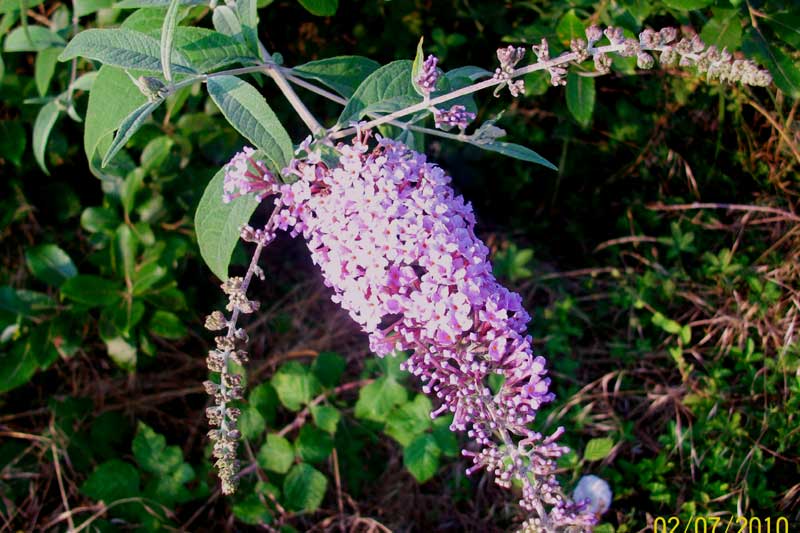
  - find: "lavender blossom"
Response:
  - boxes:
[415,54,440,97]
[227,133,597,530]
[433,104,476,131]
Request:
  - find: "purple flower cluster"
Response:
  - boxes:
[222,147,277,204]
[415,54,439,97]
[433,104,476,131]
[223,133,598,530]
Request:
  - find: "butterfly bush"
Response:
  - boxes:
[199,20,777,530]
[212,133,598,530]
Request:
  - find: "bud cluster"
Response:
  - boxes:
[490,24,772,97]
[204,180,278,493]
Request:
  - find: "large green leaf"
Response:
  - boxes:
[4,26,65,52]
[743,27,800,98]
[662,0,712,9]
[102,99,163,167]
[555,9,585,46]
[236,0,259,58]
[700,9,742,50]
[403,433,441,483]
[472,141,557,170]
[283,464,327,512]
[292,55,380,98]
[338,60,420,125]
[385,394,432,446]
[32,100,61,175]
[34,47,60,96]
[194,167,259,280]
[270,361,322,411]
[206,75,293,172]
[61,275,122,307]
[81,459,141,502]
[59,28,196,74]
[257,434,295,474]
[175,27,253,72]
[566,71,595,127]
[354,375,408,422]
[25,244,77,286]
[84,65,147,171]
[160,0,180,82]
[298,0,337,16]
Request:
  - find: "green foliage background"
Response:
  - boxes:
[1,0,799,531]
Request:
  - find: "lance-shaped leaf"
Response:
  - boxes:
[175,27,253,72]
[411,37,426,97]
[212,6,242,39]
[4,25,65,52]
[566,71,595,128]
[206,75,293,172]
[195,167,260,280]
[59,28,196,74]
[236,0,259,58]
[33,100,61,174]
[338,60,420,125]
[102,99,162,167]
[743,27,800,99]
[160,0,180,82]
[292,55,379,98]
[84,65,147,171]
[472,140,557,171]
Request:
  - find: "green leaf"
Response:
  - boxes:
[194,167,259,280]
[75,0,113,16]
[257,434,295,474]
[662,0,712,9]
[743,27,800,98]
[132,422,195,504]
[556,9,585,46]
[236,0,259,58]
[61,275,121,307]
[311,351,345,387]
[292,56,380,98]
[81,459,140,502]
[238,404,266,440]
[566,71,595,127]
[160,0,180,82]
[81,207,120,233]
[311,405,340,434]
[233,493,274,525]
[297,0,337,16]
[32,100,61,175]
[4,26,65,52]
[148,310,186,339]
[473,140,557,170]
[84,65,148,169]
[102,99,162,168]
[700,9,742,50]
[249,382,279,425]
[411,36,426,97]
[34,47,60,96]
[338,60,420,125]
[206,75,293,172]
[403,433,440,483]
[175,27,252,72]
[385,394,432,446]
[294,425,333,463]
[271,361,322,411]
[354,376,408,423]
[211,5,242,39]
[431,415,459,457]
[0,339,41,393]
[584,437,614,461]
[0,0,44,13]
[283,463,327,512]
[25,244,77,286]
[59,28,195,74]
[762,12,800,50]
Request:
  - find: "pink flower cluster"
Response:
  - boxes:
[224,135,597,529]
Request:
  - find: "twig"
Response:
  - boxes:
[647,202,800,222]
